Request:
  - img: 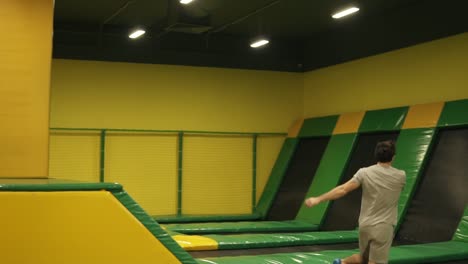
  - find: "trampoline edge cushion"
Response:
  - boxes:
[165,220,318,234]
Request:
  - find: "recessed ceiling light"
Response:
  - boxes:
[129,29,146,39]
[332,7,360,19]
[180,0,194,4]
[250,39,269,48]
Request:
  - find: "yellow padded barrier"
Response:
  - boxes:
[105,133,178,216]
[287,119,304,138]
[0,191,181,264]
[332,111,366,135]
[49,132,100,182]
[402,102,444,129]
[182,135,252,215]
[256,136,285,202]
[172,235,219,251]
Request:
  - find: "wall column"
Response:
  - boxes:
[0,0,53,177]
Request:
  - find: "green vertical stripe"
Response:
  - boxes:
[295,133,357,224]
[177,132,183,216]
[359,107,408,132]
[99,130,106,183]
[453,206,468,242]
[438,99,468,127]
[299,115,339,137]
[252,134,258,213]
[256,138,299,218]
[393,128,436,229]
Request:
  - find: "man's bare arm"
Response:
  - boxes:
[305,179,360,208]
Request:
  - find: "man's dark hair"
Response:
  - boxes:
[375,140,396,162]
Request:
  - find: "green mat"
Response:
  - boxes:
[207,230,358,250]
[197,206,468,263]
[196,241,468,264]
[165,220,317,234]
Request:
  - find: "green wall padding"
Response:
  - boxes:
[392,128,436,228]
[438,99,468,127]
[0,180,122,192]
[454,207,468,243]
[113,191,197,264]
[256,138,299,218]
[359,107,408,132]
[295,133,357,224]
[298,115,338,137]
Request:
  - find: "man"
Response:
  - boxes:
[305,140,406,264]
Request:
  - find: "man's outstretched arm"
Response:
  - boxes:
[305,179,360,208]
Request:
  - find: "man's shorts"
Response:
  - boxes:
[359,223,394,264]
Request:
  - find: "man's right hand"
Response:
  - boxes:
[305,197,321,208]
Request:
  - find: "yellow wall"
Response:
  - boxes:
[50,61,302,215]
[50,59,303,133]
[303,33,468,117]
[0,0,53,177]
[182,135,253,215]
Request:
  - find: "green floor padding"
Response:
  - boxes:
[196,241,468,264]
[197,207,468,263]
[164,220,318,234]
[207,230,358,250]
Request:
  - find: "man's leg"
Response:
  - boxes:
[368,223,394,264]
[336,226,371,264]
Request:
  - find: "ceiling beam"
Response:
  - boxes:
[99,1,136,48]
[208,0,281,34]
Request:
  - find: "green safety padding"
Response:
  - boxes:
[256,138,299,218]
[196,241,468,264]
[307,241,468,264]
[155,213,260,223]
[392,128,436,228]
[164,220,317,234]
[165,229,183,236]
[295,133,357,225]
[359,107,408,132]
[438,99,468,127]
[113,191,197,264]
[0,180,122,192]
[453,207,468,243]
[206,230,358,250]
[189,128,436,251]
[298,115,339,137]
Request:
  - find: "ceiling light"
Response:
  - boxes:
[332,7,360,19]
[129,29,146,39]
[250,39,269,48]
[180,0,194,4]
